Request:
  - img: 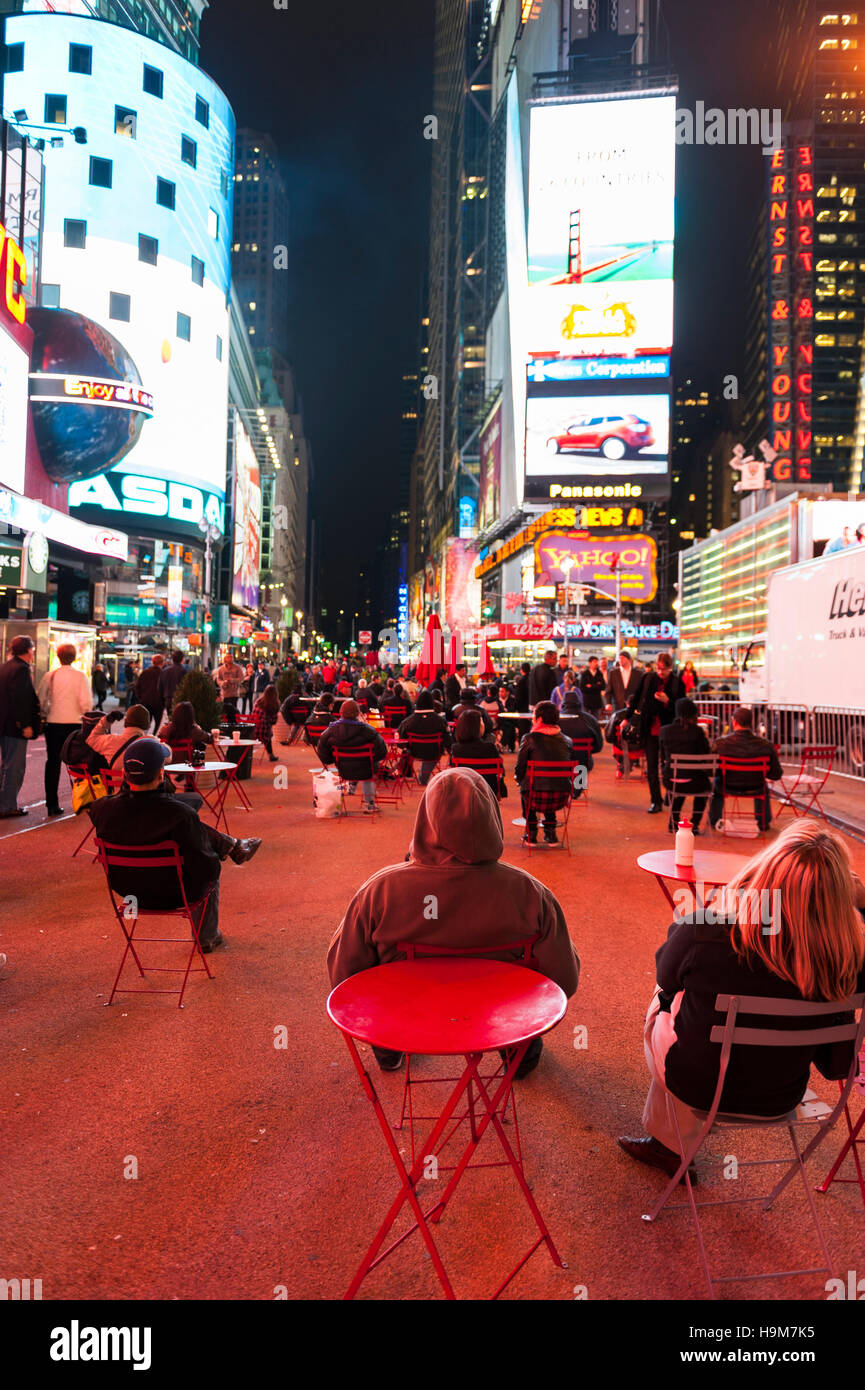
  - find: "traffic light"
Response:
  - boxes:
[482,602,495,619]
[204,609,212,633]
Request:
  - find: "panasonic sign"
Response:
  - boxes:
[68,473,224,536]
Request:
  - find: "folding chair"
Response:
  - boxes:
[393,936,542,1174]
[283,706,309,746]
[668,753,717,832]
[404,733,446,787]
[522,761,578,854]
[382,706,405,730]
[375,733,408,803]
[450,754,505,800]
[772,745,836,823]
[716,756,771,838]
[165,739,195,793]
[305,720,331,751]
[332,746,379,816]
[642,991,865,1298]
[67,763,103,859]
[816,1048,865,1208]
[94,838,218,1008]
[567,738,595,808]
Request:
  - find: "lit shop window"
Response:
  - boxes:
[45,94,67,124]
[815,334,837,345]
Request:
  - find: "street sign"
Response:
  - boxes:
[359,629,372,645]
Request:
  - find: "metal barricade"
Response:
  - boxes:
[692,699,811,766]
[812,707,865,782]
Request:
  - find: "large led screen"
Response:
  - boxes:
[525,392,670,501]
[231,416,261,611]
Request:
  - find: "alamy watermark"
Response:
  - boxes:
[673,887,782,935]
[676,103,782,155]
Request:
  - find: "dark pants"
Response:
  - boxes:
[521,791,559,837]
[44,722,80,811]
[645,733,662,806]
[709,777,771,830]
[0,735,27,813]
[668,793,708,831]
[417,759,437,786]
[190,825,236,947]
[144,704,164,734]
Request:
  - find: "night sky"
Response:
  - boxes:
[200,0,776,635]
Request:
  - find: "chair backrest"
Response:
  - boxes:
[720,755,769,787]
[333,745,376,781]
[383,706,404,728]
[94,837,191,911]
[396,934,540,969]
[100,767,127,795]
[568,738,594,756]
[289,706,309,726]
[670,753,718,784]
[407,733,444,757]
[67,761,94,786]
[169,739,194,764]
[527,760,577,785]
[450,755,505,796]
[306,722,330,742]
[802,745,835,768]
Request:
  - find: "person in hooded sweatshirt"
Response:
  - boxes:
[328,767,579,1075]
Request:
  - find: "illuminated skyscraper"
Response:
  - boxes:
[231,129,290,358]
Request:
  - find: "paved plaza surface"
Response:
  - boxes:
[2,739,864,1301]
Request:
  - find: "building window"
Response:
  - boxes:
[63,218,86,249]
[109,292,130,322]
[138,233,158,265]
[180,134,197,167]
[45,94,67,125]
[195,95,209,127]
[208,207,219,238]
[5,43,25,73]
[191,255,205,285]
[143,64,163,98]
[220,170,228,197]
[69,43,92,75]
[40,283,60,308]
[216,335,223,361]
[115,105,137,138]
[89,156,112,188]
[177,312,191,341]
[156,177,175,209]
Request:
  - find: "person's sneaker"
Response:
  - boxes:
[362,803,382,814]
[543,829,558,845]
[200,932,225,955]
[521,833,538,846]
[46,806,64,817]
[230,836,262,864]
[647,803,663,814]
[617,1135,698,1185]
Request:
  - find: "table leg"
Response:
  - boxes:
[210,771,231,838]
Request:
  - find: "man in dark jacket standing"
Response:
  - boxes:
[159,650,187,713]
[625,652,684,814]
[88,738,261,952]
[134,653,166,732]
[709,706,783,831]
[528,650,558,707]
[605,650,641,712]
[317,699,388,812]
[513,661,531,712]
[444,664,467,710]
[0,635,41,817]
[579,654,605,714]
[515,701,575,846]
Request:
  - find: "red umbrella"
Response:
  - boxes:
[415,612,443,686]
[476,631,494,681]
[447,629,463,676]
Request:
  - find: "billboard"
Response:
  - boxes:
[231,416,261,611]
[443,538,480,631]
[524,93,675,504]
[533,530,658,605]
[478,401,502,531]
[0,322,30,494]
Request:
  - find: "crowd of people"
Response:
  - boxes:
[0,631,862,1221]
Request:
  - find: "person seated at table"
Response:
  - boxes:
[160,699,209,756]
[660,698,712,834]
[451,708,507,799]
[88,738,262,954]
[450,686,494,739]
[380,680,412,724]
[252,683,280,762]
[87,704,152,762]
[61,710,110,780]
[317,699,388,813]
[355,678,378,713]
[618,822,865,1182]
[398,691,451,785]
[558,690,603,798]
[708,705,782,832]
[551,668,584,713]
[328,766,579,1073]
[515,702,575,846]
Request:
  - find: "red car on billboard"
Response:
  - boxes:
[546,413,654,461]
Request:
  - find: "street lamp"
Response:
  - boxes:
[198,517,222,660]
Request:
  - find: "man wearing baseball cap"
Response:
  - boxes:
[88,737,261,953]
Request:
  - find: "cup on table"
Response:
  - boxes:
[211,728,220,742]
[232,730,240,744]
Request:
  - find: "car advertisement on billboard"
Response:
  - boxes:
[525,391,670,501]
[231,415,261,612]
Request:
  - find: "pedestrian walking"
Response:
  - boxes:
[91,663,109,711]
[37,645,92,816]
[0,635,41,818]
[252,684,280,761]
[134,653,166,732]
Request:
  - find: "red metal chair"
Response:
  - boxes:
[450,754,505,800]
[772,744,836,823]
[642,991,865,1298]
[816,1048,865,1208]
[404,733,445,787]
[94,838,217,1008]
[567,738,595,808]
[376,736,409,803]
[381,705,406,729]
[717,756,771,838]
[522,760,577,854]
[305,720,331,750]
[283,706,309,745]
[393,936,541,1171]
[332,745,380,816]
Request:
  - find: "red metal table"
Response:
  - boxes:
[637,848,750,914]
[165,760,239,836]
[327,958,568,1300]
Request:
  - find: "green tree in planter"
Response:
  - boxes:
[276,669,299,703]
[174,669,222,730]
